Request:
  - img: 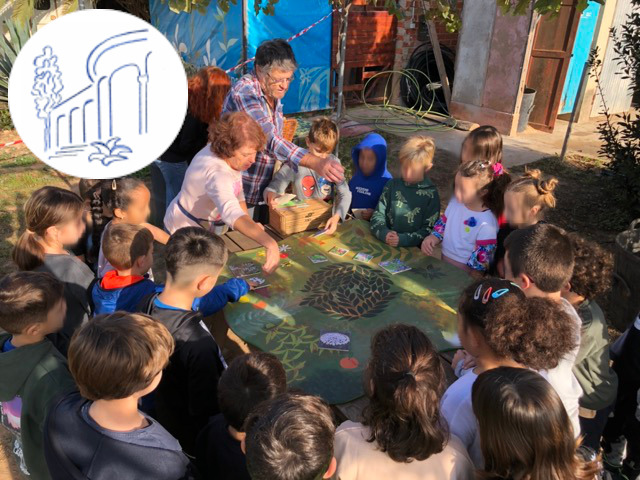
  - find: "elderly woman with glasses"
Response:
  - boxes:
[223,38,344,223]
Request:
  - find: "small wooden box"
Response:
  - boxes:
[269,198,332,236]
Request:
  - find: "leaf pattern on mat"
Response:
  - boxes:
[300,264,397,319]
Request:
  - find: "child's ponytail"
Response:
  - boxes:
[89,177,145,262]
[507,168,558,213]
[12,186,84,271]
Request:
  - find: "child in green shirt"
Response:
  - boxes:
[370,136,440,247]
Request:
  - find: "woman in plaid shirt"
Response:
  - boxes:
[222,39,344,223]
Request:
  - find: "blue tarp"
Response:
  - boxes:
[149,0,332,114]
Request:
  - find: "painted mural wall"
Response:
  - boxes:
[149,0,332,114]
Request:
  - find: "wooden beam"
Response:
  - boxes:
[426,13,452,110]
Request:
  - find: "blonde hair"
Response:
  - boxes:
[307,117,339,154]
[399,135,436,169]
[506,169,558,212]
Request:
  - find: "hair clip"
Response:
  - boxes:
[492,163,504,176]
[473,284,483,300]
[482,287,492,304]
[491,288,510,299]
[111,179,117,190]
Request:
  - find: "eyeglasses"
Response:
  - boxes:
[265,72,295,86]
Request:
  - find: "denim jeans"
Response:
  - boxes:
[154,160,188,209]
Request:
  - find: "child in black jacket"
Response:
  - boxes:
[137,226,248,455]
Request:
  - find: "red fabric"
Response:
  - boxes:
[497,213,508,228]
[100,270,145,290]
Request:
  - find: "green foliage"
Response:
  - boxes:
[0,19,33,104]
[0,108,14,130]
[588,0,640,220]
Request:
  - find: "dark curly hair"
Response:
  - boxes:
[568,233,614,300]
[459,279,578,371]
[362,324,447,463]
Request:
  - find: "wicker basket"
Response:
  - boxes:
[610,218,640,331]
[282,118,298,142]
[269,198,332,236]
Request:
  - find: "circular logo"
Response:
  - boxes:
[9,9,188,179]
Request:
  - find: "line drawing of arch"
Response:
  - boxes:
[86,29,149,81]
[36,28,154,165]
[56,114,65,148]
[108,63,141,137]
[96,76,107,140]
[82,99,94,142]
[69,107,80,144]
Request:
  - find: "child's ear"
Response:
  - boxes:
[323,457,337,479]
[23,322,42,337]
[519,273,533,290]
[113,207,125,220]
[561,281,572,294]
[530,205,541,218]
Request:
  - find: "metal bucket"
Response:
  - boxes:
[517,87,536,133]
[609,219,640,331]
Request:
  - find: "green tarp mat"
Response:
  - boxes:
[222,220,470,404]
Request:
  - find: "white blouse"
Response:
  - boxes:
[164,145,247,233]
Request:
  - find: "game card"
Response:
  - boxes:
[247,276,270,290]
[229,262,262,277]
[311,229,327,238]
[353,252,374,263]
[379,259,412,275]
[329,247,349,257]
[308,254,329,264]
[318,331,351,352]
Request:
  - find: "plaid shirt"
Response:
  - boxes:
[222,74,307,205]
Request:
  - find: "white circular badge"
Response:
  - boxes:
[9,9,188,179]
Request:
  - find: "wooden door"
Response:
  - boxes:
[525,1,581,132]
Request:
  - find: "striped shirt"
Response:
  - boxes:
[222,73,306,204]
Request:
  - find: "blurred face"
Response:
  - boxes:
[454,172,482,206]
[51,213,86,247]
[456,313,480,358]
[45,298,67,334]
[358,148,377,177]
[226,145,258,172]
[504,191,540,228]
[137,244,154,275]
[116,185,151,225]
[259,67,294,100]
[401,161,426,184]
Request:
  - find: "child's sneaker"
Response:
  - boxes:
[603,436,627,472]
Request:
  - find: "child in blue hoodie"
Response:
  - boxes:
[348,133,392,220]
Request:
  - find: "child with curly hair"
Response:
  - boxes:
[562,234,618,452]
[441,278,578,467]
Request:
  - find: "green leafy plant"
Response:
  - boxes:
[588,0,640,220]
[0,19,33,104]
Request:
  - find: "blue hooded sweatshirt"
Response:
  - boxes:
[92,271,158,315]
[348,133,392,210]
